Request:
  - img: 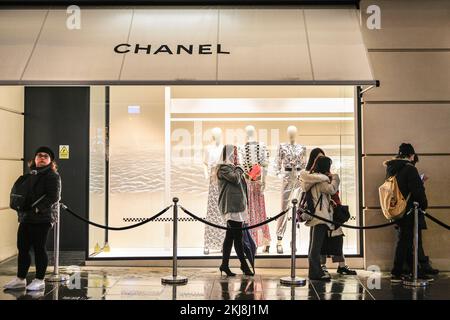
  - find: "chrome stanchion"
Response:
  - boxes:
[280,199,306,286]
[47,204,69,282]
[403,202,428,287]
[162,198,188,285]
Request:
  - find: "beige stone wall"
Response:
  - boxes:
[0,86,24,262]
[360,0,450,270]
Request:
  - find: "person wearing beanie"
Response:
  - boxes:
[34,146,55,162]
[4,146,61,292]
[383,143,430,283]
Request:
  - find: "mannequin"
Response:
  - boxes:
[203,127,226,255]
[239,125,271,252]
[275,125,306,254]
[203,128,223,179]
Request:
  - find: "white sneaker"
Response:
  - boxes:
[4,277,27,290]
[26,279,45,291]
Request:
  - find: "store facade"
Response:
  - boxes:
[0,3,378,266]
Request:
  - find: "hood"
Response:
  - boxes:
[299,169,330,192]
[384,158,412,177]
[217,144,236,165]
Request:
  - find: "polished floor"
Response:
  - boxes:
[0,252,448,300]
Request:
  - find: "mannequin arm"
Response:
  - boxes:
[203,163,209,180]
[275,145,282,177]
[300,146,307,169]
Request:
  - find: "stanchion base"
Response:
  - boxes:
[46,274,70,282]
[280,277,306,286]
[402,277,429,287]
[161,276,188,285]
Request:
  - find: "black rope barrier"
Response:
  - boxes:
[298,208,406,230]
[422,210,450,230]
[60,203,173,231]
[179,205,289,231]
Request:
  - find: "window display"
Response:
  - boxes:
[89,85,359,259]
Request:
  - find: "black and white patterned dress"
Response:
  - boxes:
[203,145,226,251]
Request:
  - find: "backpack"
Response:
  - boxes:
[378,171,411,220]
[297,189,323,222]
[10,172,43,211]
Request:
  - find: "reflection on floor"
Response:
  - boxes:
[0,253,448,300]
[92,246,358,258]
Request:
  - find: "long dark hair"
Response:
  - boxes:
[306,147,325,171]
[311,156,332,175]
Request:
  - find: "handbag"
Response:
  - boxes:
[248,164,261,181]
[331,192,350,225]
[332,204,350,225]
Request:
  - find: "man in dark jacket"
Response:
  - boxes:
[384,143,429,282]
[4,146,61,292]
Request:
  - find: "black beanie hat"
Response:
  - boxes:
[35,146,55,161]
[398,143,416,157]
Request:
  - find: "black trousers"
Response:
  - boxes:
[17,223,52,280]
[392,223,427,275]
[221,220,248,268]
[308,224,330,278]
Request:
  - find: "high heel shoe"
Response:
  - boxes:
[219,265,236,277]
[240,265,255,276]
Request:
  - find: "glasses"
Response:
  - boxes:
[36,153,50,159]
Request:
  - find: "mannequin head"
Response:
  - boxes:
[245,125,256,141]
[211,127,222,146]
[287,126,297,144]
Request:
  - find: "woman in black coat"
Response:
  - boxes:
[4,146,61,291]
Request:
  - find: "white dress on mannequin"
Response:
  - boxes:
[203,144,226,253]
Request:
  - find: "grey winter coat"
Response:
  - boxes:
[217,164,248,215]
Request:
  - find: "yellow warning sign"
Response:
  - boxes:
[59,145,69,159]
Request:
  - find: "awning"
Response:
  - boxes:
[0,7,375,85]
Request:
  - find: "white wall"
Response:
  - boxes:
[0,86,24,262]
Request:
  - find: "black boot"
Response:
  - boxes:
[219,265,236,277]
[240,263,254,276]
[420,261,439,275]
